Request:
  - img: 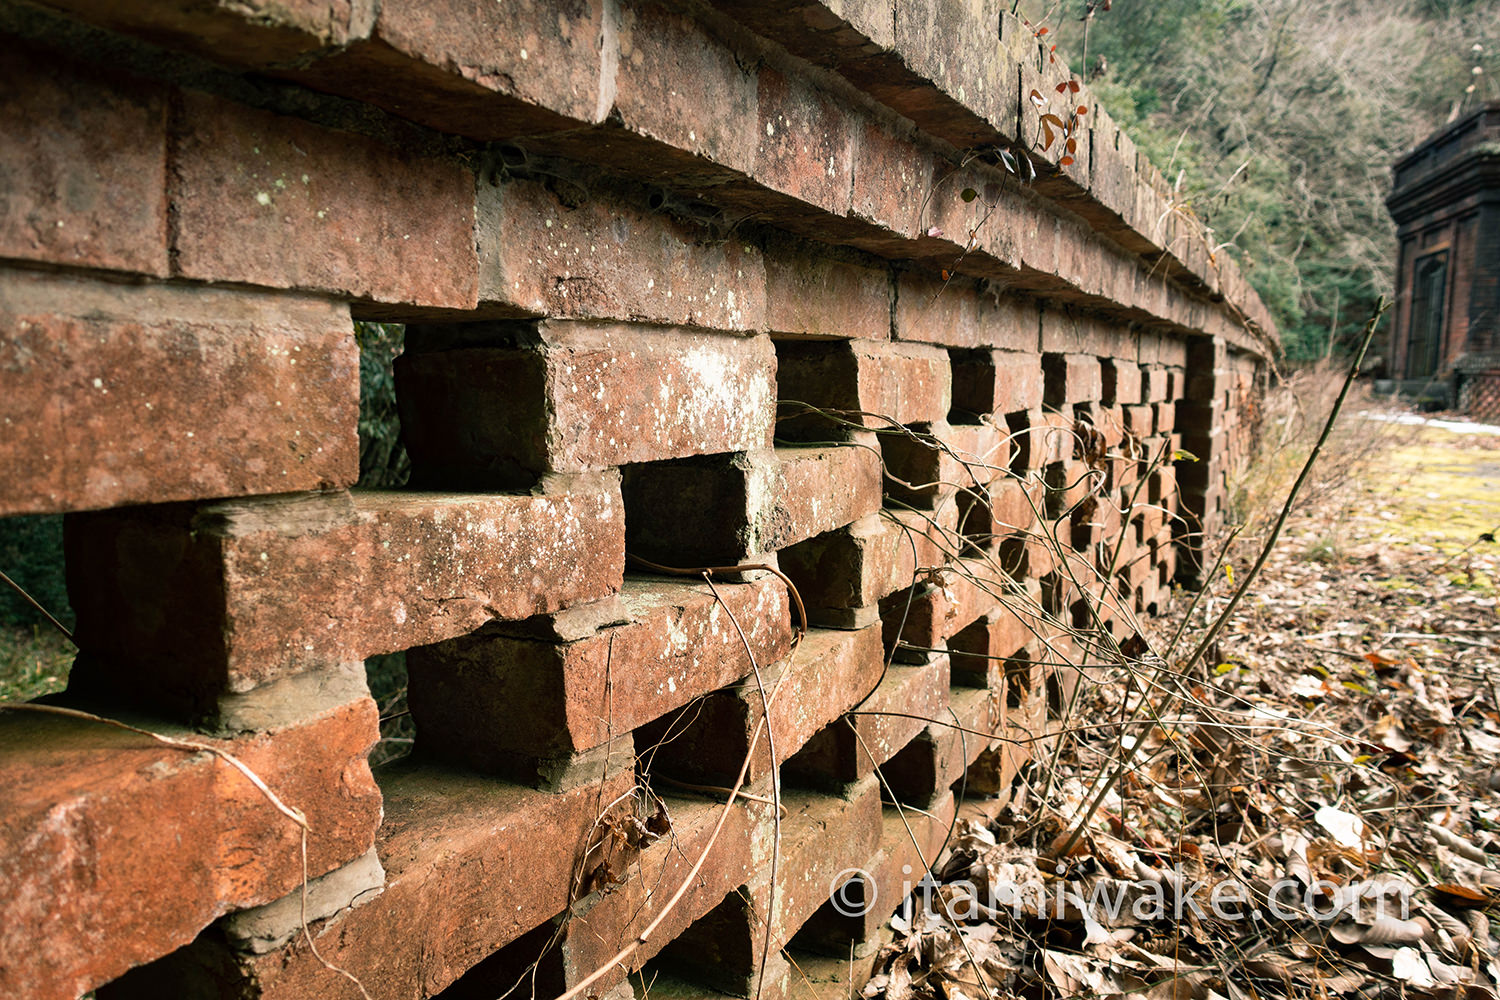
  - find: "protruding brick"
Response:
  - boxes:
[767,779,883,948]
[777,339,951,439]
[296,0,613,138]
[951,349,1044,416]
[408,574,792,783]
[1043,353,1103,406]
[784,654,949,786]
[882,421,1007,509]
[217,766,638,999]
[1102,359,1142,405]
[881,555,1008,661]
[796,795,956,951]
[0,693,380,1000]
[68,481,623,715]
[0,46,167,276]
[171,90,478,309]
[637,625,884,785]
[0,268,355,516]
[398,322,774,487]
[622,445,881,565]
[450,793,765,999]
[37,0,370,70]
[778,507,960,621]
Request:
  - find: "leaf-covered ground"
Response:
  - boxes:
[863,402,1500,1000]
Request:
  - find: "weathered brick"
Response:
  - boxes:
[307,0,612,137]
[221,766,638,999]
[777,339,951,439]
[477,178,767,329]
[638,624,883,785]
[36,0,367,69]
[784,655,950,786]
[1155,401,1179,434]
[0,46,167,275]
[68,480,623,715]
[398,322,776,488]
[894,273,1039,351]
[1143,365,1171,402]
[950,606,1033,685]
[764,236,891,339]
[883,421,1006,509]
[848,116,935,240]
[778,507,961,621]
[1043,353,1103,406]
[171,90,477,309]
[407,574,791,782]
[1102,359,1142,405]
[622,445,881,566]
[0,268,355,516]
[614,1,759,176]
[767,779,883,948]
[881,556,1006,661]
[754,65,856,217]
[0,693,380,1000]
[963,477,1044,544]
[951,349,1044,416]
[467,793,765,999]
[796,795,956,951]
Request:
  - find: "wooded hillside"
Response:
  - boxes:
[1050,0,1495,360]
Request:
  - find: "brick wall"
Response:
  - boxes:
[0,2,1274,998]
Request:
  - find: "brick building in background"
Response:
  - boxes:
[1385,101,1500,418]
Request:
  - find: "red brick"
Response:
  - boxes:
[478,178,767,330]
[796,795,956,949]
[778,507,961,621]
[785,655,950,786]
[498,793,766,997]
[848,116,934,240]
[170,90,477,309]
[37,0,365,69]
[881,558,1002,659]
[226,767,637,999]
[1122,404,1155,437]
[968,477,1044,543]
[891,0,1014,144]
[950,607,1032,686]
[881,686,999,808]
[894,272,1039,350]
[1027,409,1076,467]
[398,322,776,487]
[883,421,1006,509]
[0,268,355,516]
[68,481,623,715]
[639,624,884,785]
[407,574,792,781]
[334,0,611,133]
[1155,401,1178,434]
[764,236,892,339]
[777,339,951,438]
[0,46,167,276]
[755,66,855,217]
[1144,365,1172,402]
[766,779,883,948]
[951,349,1044,416]
[622,445,881,565]
[1043,353,1103,406]
[0,694,379,1000]
[1102,359,1142,405]
[615,2,759,175]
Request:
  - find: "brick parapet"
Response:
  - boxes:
[0,3,1271,997]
